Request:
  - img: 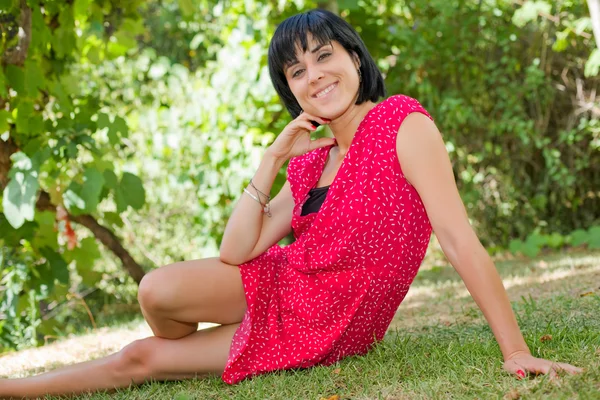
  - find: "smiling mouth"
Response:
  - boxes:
[313,82,338,98]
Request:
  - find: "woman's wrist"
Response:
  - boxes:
[263,148,287,168]
[503,348,531,362]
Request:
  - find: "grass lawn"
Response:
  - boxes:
[1,250,599,399]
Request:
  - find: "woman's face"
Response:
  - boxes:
[284,37,360,119]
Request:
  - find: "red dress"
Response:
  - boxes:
[222,95,433,384]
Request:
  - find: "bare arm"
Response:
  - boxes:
[219,111,333,266]
[219,152,293,266]
[396,112,582,377]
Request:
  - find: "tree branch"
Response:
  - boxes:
[36,192,146,284]
[1,139,146,285]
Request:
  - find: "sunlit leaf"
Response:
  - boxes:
[584,48,600,78]
[64,237,102,286]
[2,153,40,228]
[0,109,9,136]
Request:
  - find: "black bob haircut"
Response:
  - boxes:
[267,9,386,119]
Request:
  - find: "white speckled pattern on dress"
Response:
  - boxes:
[222,95,434,384]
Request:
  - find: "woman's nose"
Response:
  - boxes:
[308,67,324,84]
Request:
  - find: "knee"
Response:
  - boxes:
[138,270,168,312]
[114,338,157,378]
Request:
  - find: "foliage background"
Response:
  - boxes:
[0,0,598,353]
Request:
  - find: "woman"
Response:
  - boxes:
[0,8,582,399]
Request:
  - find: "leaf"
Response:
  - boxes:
[0,0,16,8]
[102,211,123,228]
[111,116,129,138]
[49,80,72,112]
[569,229,588,246]
[0,66,7,97]
[585,48,600,78]
[24,59,46,96]
[73,0,92,19]
[546,233,563,248]
[64,237,102,286]
[103,169,118,189]
[63,182,86,213]
[114,185,128,213]
[178,0,194,16]
[588,226,600,249]
[121,18,145,35]
[31,211,59,251]
[107,30,136,57]
[522,241,540,258]
[5,65,25,94]
[0,109,10,136]
[96,113,111,129]
[0,213,36,246]
[512,1,551,28]
[508,239,523,255]
[119,172,145,210]
[63,167,104,214]
[2,152,40,228]
[79,167,105,212]
[15,100,34,134]
[40,247,69,285]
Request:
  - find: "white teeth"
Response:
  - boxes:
[315,83,337,98]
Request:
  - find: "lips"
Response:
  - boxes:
[312,82,338,98]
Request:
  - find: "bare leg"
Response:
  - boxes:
[0,323,240,399]
[138,257,247,339]
[0,257,247,399]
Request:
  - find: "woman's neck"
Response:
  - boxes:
[328,101,377,155]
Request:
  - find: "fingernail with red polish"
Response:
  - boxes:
[517,370,526,378]
[311,125,317,130]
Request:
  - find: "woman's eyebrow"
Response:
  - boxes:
[284,43,332,73]
[309,42,330,53]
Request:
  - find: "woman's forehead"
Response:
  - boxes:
[291,36,336,59]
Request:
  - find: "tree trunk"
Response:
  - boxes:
[587,0,600,50]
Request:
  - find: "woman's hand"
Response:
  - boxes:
[266,112,334,162]
[503,352,583,379]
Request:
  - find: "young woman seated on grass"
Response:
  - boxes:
[0,8,582,399]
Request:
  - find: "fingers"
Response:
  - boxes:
[296,119,318,132]
[308,137,337,151]
[297,111,331,126]
[505,359,584,381]
[556,362,584,375]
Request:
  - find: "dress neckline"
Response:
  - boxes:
[298,100,387,220]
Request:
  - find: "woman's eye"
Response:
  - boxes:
[293,69,304,78]
[318,53,331,61]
